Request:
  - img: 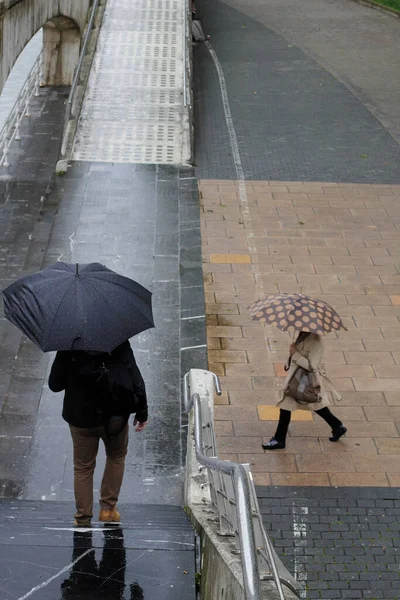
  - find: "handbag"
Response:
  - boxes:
[284,366,321,405]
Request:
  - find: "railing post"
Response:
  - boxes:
[34,54,42,97]
[3,146,9,168]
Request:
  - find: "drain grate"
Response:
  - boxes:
[72,0,187,164]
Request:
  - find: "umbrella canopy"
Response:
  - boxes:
[3,262,154,352]
[248,293,346,336]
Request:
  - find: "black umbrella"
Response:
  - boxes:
[2,262,154,352]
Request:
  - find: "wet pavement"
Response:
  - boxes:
[0,500,196,599]
[0,0,204,593]
[0,85,68,421]
[1,159,203,506]
[194,0,400,183]
[0,87,201,599]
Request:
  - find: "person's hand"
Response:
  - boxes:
[133,418,147,432]
[289,344,296,356]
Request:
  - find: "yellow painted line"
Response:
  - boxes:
[210,253,251,264]
[257,405,313,421]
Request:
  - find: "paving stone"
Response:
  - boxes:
[257,485,400,600]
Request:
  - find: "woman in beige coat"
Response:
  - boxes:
[263,331,347,450]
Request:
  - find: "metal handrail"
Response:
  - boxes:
[182,0,188,107]
[191,391,262,600]
[184,371,297,600]
[58,0,100,159]
[0,50,43,167]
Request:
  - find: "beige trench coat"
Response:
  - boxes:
[277,334,342,412]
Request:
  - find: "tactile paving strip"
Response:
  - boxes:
[73,0,187,164]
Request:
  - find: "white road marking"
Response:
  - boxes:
[180,344,207,351]
[292,502,308,599]
[45,527,118,532]
[139,540,195,547]
[205,41,278,362]
[16,548,93,599]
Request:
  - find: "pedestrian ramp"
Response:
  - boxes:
[0,500,196,599]
[72,0,191,165]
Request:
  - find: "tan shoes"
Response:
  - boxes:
[98,507,121,523]
[73,507,121,526]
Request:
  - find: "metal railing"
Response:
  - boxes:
[184,371,300,600]
[58,0,100,161]
[0,51,43,168]
[182,0,190,107]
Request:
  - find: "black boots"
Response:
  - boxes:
[329,425,347,442]
[263,426,348,450]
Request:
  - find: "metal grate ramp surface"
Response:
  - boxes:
[73,0,190,165]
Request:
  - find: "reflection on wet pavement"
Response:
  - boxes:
[0,501,196,599]
[0,14,204,595]
[61,528,144,600]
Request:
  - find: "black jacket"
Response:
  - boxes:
[49,341,148,428]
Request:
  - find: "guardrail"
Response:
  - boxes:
[184,371,300,600]
[0,51,43,168]
[57,0,100,166]
[183,0,189,107]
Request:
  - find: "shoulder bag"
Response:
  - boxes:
[284,366,321,405]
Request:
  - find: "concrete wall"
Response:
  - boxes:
[0,0,91,91]
[188,503,300,600]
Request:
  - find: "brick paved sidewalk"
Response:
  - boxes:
[200,179,400,487]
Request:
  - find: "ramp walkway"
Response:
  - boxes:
[72,0,191,165]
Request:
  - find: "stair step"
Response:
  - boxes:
[0,500,196,599]
[0,500,195,549]
[0,500,191,528]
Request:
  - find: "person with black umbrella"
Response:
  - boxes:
[49,340,148,526]
[3,262,154,527]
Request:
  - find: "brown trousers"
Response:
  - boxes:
[69,424,129,524]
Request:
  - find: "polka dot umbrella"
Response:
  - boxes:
[248,293,346,335]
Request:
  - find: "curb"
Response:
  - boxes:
[348,0,400,18]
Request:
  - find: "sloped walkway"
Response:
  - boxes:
[73,0,190,164]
